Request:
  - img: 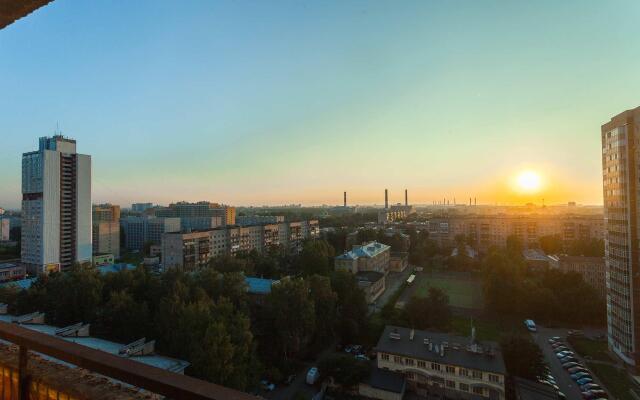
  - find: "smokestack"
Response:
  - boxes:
[344,191,347,207]
[385,189,389,209]
[474,197,477,206]
[405,189,408,206]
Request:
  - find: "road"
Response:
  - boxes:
[532,326,608,400]
[368,266,414,314]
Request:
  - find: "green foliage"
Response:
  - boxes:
[299,240,335,276]
[318,354,369,388]
[500,333,546,380]
[331,271,369,345]
[481,247,605,326]
[405,288,451,330]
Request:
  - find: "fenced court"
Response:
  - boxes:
[402,271,484,311]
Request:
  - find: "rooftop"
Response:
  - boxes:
[245,277,278,295]
[0,313,189,373]
[336,241,390,261]
[375,325,506,375]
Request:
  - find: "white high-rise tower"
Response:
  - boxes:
[21,135,92,274]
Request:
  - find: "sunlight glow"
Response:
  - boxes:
[516,170,542,193]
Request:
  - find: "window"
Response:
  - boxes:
[489,374,500,383]
[393,356,402,364]
[381,353,389,361]
[431,363,441,371]
[459,368,469,377]
[446,380,455,388]
[473,387,484,395]
[446,366,455,374]
[459,383,469,392]
[417,361,426,369]
[472,370,482,380]
[405,358,415,366]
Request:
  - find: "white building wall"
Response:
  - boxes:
[75,154,92,263]
[41,150,61,267]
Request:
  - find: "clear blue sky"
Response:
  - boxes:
[1,0,639,209]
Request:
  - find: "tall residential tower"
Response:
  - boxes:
[602,106,640,369]
[21,136,92,274]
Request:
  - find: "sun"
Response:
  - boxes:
[516,170,542,193]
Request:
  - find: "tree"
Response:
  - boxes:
[404,288,451,330]
[97,290,151,343]
[299,240,335,276]
[331,271,368,344]
[500,334,546,380]
[308,275,338,348]
[263,279,315,362]
[318,354,369,388]
[538,235,563,254]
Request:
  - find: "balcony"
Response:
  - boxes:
[0,321,253,400]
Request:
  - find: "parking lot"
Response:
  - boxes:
[532,326,609,400]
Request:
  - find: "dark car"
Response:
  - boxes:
[568,366,589,374]
[577,377,593,386]
[562,361,580,369]
[571,372,591,380]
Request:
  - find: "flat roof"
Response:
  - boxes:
[0,314,189,373]
[375,325,506,375]
[355,271,385,283]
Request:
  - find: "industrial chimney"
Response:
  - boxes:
[385,189,389,209]
[405,189,408,206]
[344,191,347,207]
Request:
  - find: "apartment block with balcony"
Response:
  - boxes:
[162,220,319,269]
[372,326,506,400]
[21,136,92,274]
[92,203,121,259]
[602,106,640,369]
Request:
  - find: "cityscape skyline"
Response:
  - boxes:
[2,1,640,208]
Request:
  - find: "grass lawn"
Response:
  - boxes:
[587,362,637,400]
[568,337,612,362]
[414,274,483,310]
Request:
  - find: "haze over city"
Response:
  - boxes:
[3,0,640,208]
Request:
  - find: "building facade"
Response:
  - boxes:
[602,106,640,368]
[155,201,235,231]
[335,241,391,303]
[548,255,606,298]
[131,203,153,213]
[92,204,120,259]
[120,216,180,252]
[423,214,604,252]
[236,215,285,226]
[373,326,506,400]
[162,220,320,270]
[0,219,8,242]
[21,136,92,274]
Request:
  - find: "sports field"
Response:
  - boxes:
[412,273,484,310]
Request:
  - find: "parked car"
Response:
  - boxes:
[355,354,370,361]
[560,356,577,363]
[552,343,565,349]
[568,330,585,337]
[557,391,566,400]
[577,377,593,386]
[551,336,562,341]
[587,390,607,398]
[260,380,276,391]
[581,383,602,391]
[525,319,537,332]
[556,350,573,356]
[562,361,580,369]
[571,372,591,380]
[306,367,320,385]
[568,366,589,374]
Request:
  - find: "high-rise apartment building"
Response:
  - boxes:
[0,219,9,242]
[21,136,92,274]
[131,202,154,213]
[92,204,121,259]
[602,106,640,368]
[121,216,180,252]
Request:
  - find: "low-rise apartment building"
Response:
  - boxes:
[423,214,604,252]
[0,263,26,283]
[549,255,606,298]
[162,220,319,269]
[372,325,506,400]
[155,201,235,230]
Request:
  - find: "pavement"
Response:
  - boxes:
[532,326,609,400]
[368,266,415,314]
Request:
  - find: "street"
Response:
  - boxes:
[532,326,608,400]
[369,266,414,314]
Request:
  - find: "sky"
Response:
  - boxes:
[1,0,639,209]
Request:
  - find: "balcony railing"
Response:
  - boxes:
[0,321,255,400]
